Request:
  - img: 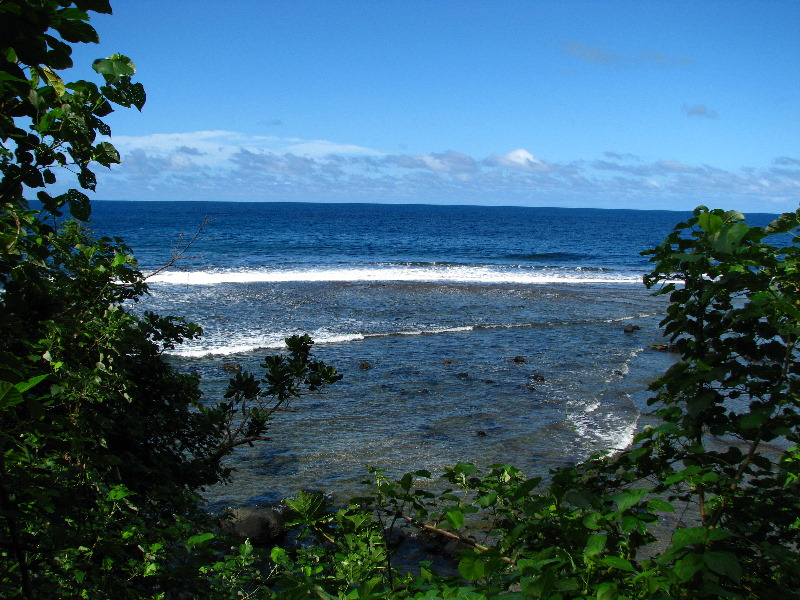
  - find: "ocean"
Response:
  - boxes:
[84,201,761,506]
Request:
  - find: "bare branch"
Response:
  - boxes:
[143,216,213,280]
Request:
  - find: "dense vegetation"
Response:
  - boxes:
[1,2,798,598]
[0,2,340,597]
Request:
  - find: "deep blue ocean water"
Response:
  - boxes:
[85,201,774,506]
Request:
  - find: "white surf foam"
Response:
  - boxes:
[148,265,642,286]
[607,417,638,452]
[567,395,639,455]
[164,326,478,358]
[165,328,368,358]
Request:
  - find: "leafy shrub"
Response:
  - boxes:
[0,3,340,597]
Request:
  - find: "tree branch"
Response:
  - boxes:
[143,216,212,280]
[370,506,513,564]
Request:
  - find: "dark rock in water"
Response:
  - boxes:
[384,526,406,548]
[512,356,526,363]
[443,537,474,559]
[420,533,475,560]
[224,506,285,546]
[359,361,373,370]
[623,325,641,333]
[529,374,545,382]
[222,362,242,372]
[649,343,679,353]
[456,372,470,379]
[442,359,458,365]
[476,430,487,437]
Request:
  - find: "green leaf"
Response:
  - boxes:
[738,412,765,430]
[673,552,704,583]
[671,526,706,550]
[398,472,413,490]
[121,524,137,539]
[80,0,113,14]
[39,66,66,97]
[646,497,675,513]
[614,488,648,512]
[583,511,603,530]
[93,55,136,78]
[723,209,745,223]
[0,71,26,84]
[186,532,215,548]
[698,211,723,233]
[66,189,91,220]
[0,382,24,410]
[57,7,91,21]
[94,141,120,166]
[585,533,607,556]
[285,490,328,523]
[55,18,99,43]
[596,581,619,600]
[78,168,97,190]
[521,571,556,597]
[107,485,133,501]
[457,554,485,581]
[600,556,635,572]
[15,374,48,393]
[128,81,146,110]
[476,490,498,507]
[445,509,464,530]
[670,526,731,551]
[703,551,742,583]
[621,514,642,533]
[270,546,288,564]
[712,221,750,254]
[766,211,800,234]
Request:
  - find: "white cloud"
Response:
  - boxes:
[85,130,800,213]
[231,149,316,176]
[774,157,800,168]
[387,150,477,174]
[282,139,384,157]
[563,41,693,66]
[486,149,553,173]
[562,41,620,64]
[642,51,692,66]
[682,104,719,119]
[109,131,385,167]
[655,160,700,174]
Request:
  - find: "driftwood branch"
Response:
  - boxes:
[372,506,513,564]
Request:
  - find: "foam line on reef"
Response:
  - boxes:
[165,326,480,358]
[164,316,656,359]
[147,266,643,286]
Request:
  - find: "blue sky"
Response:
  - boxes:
[66,0,799,212]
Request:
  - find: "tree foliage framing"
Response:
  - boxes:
[0,2,340,598]
[1,2,799,599]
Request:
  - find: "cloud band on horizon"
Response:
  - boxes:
[71,131,800,212]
